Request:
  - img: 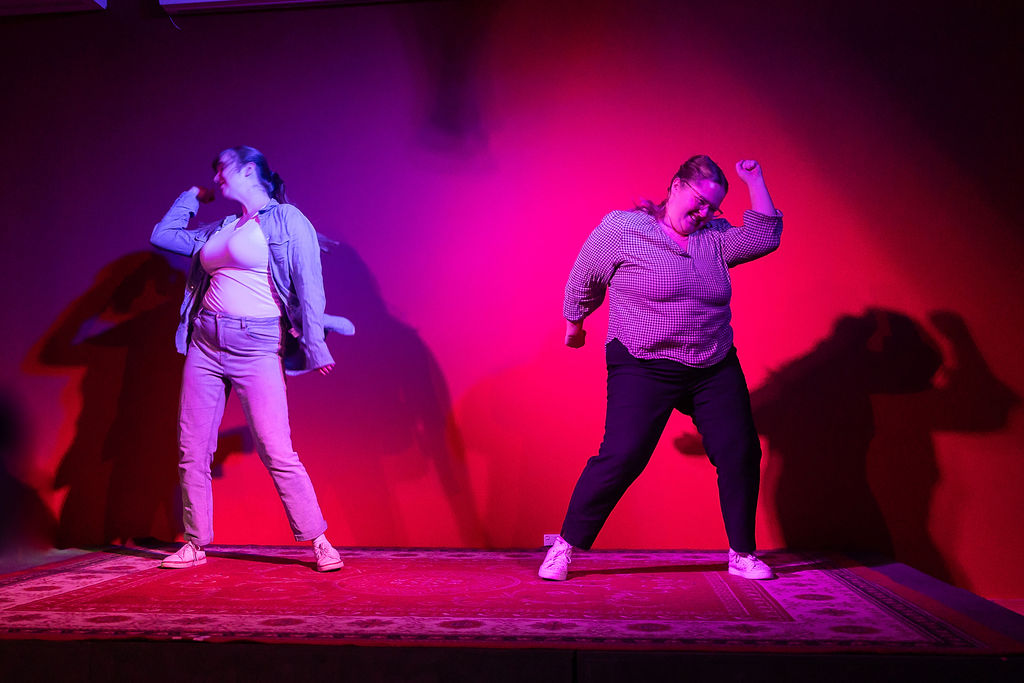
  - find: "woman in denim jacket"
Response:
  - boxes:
[151,146,344,572]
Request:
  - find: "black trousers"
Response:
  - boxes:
[560,339,762,552]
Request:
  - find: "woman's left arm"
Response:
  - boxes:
[285,206,336,375]
[736,159,777,216]
[718,159,783,267]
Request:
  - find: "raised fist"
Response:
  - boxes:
[735,159,763,184]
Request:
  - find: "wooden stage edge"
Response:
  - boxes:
[1,638,1021,683]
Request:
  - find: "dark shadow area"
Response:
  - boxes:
[26,252,187,548]
[396,0,497,157]
[211,426,254,479]
[0,640,578,683]
[807,4,1024,224]
[703,0,1024,230]
[297,240,488,546]
[0,393,57,554]
[677,309,1019,583]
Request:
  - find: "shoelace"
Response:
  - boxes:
[544,545,571,567]
[734,554,763,568]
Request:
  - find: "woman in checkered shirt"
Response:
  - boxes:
[539,155,782,582]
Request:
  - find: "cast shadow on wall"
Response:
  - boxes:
[0,394,56,552]
[23,252,226,549]
[26,252,186,547]
[299,239,488,546]
[675,309,1019,582]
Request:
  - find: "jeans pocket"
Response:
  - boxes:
[244,321,283,345]
[190,312,212,344]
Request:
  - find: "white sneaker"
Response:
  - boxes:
[728,548,774,580]
[313,539,344,572]
[538,535,574,581]
[161,541,206,569]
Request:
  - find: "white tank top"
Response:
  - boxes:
[199,216,281,317]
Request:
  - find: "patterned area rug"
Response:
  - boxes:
[0,547,1020,653]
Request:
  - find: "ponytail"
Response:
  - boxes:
[269,171,288,204]
[635,198,667,219]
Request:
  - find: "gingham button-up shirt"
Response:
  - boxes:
[564,209,783,367]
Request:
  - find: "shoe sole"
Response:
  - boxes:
[538,568,568,581]
[317,561,344,572]
[728,566,774,580]
[160,557,207,569]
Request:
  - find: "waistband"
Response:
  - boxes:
[197,307,282,326]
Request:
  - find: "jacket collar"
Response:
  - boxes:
[222,198,280,226]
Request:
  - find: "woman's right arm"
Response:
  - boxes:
[150,188,204,256]
[562,213,623,347]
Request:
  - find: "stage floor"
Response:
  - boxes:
[1,546,1022,681]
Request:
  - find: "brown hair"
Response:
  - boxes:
[213,146,289,204]
[636,154,728,219]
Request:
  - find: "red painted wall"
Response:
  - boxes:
[1,0,1021,600]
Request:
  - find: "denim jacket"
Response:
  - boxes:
[151,191,336,375]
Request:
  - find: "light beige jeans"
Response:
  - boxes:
[177,309,328,546]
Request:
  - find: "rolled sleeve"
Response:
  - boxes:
[720,209,783,267]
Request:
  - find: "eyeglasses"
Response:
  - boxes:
[683,181,723,217]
